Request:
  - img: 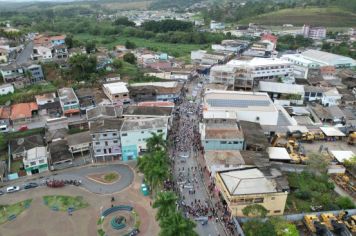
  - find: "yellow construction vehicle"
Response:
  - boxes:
[321,213,352,235]
[348,132,356,145]
[338,211,356,233]
[321,213,338,230]
[301,132,315,142]
[271,134,281,147]
[313,131,325,141]
[285,142,308,164]
[304,214,320,233]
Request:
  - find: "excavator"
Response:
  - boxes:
[286,130,326,142]
[285,142,308,164]
[348,132,356,145]
[321,213,352,236]
[304,214,333,236]
[338,211,356,233]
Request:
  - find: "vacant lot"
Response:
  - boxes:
[240,7,356,27]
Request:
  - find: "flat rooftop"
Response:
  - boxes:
[103,82,128,94]
[58,88,78,103]
[121,117,168,132]
[218,168,277,195]
[204,90,277,112]
[259,81,305,95]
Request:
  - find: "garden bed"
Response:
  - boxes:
[87,172,120,184]
[43,195,89,212]
[0,199,32,224]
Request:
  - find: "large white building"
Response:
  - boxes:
[102,82,130,105]
[302,25,326,40]
[281,54,320,79]
[203,90,279,125]
[209,65,237,86]
[301,50,356,68]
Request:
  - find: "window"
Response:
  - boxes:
[157,129,163,133]
[105,141,108,146]
[30,161,36,166]
[113,133,117,136]
[141,131,144,134]
[104,149,107,154]
[233,141,238,144]
[274,210,281,213]
[220,141,227,144]
[254,198,264,203]
[113,140,118,144]
[205,141,209,143]
[39,160,45,164]
[96,142,100,145]
[96,149,101,152]
[122,133,127,136]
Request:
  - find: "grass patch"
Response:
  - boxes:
[6,128,44,141]
[97,229,105,236]
[104,172,119,182]
[240,7,356,27]
[10,160,23,174]
[74,34,208,57]
[0,199,32,224]
[0,83,57,105]
[43,195,89,212]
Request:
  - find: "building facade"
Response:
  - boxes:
[58,88,80,116]
[23,147,49,176]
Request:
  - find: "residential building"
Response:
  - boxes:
[321,88,342,107]
[191,50,207,63]
[301,50,356,68]
[75,88,96,113]
[10,102,38,122]
[52,44,68,60]
[200,119,244,151]
[26,64,44,83]
[23,146,49,176]
[129,81,183,103]
[0,63,44,85]
[209,65,237,86]
[261,34,278,50]
[211,40,249,53]
[302,25,326,40]
[86,105,119,121]
[0,63,24,84]
[67,131,92,156]
[281,54,320,79]
[0,83,14,95]
[58,88,80,116]
[243,41,274,58]
[35,93,56,106]
[48,140,73,170]
[120,117,169,161]
[10,134,45,160]
[31,46,53,61]
[215,167,288,216]
[210,21,225,30]
[227,58,293,83]
[123,106,172,120]
[258,81,305,105]
[203,90,279,126]
[34,34,66,47]
[201,52,230,65]
[90,119,123,162]
[102,82,130,105]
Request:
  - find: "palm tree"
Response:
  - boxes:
[146,132,167,152]
[153,191,178,220]
[159,211,198,236]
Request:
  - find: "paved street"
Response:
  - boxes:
[170,77,228,236]
[15,41,33,65]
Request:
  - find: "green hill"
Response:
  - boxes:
[239,7,356,27]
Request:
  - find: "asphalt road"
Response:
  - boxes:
[16,41,33,65]
[0,164,134,195]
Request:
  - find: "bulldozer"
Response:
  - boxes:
[348,132,356,145]
[304,214,333,235]
[321,213,352,236]
[338,211,356,233]
[285,142,308,164]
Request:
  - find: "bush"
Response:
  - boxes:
[336,196,355,209]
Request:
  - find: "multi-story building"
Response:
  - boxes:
[0,63,44,85]
[200,119,244,151]
[102,82,130,106]
[258,81,305,105]
[202,90,279,126]
[301,50,356,68]
[302,25,326,40]
[0,83,14,96]
[281,54,320,79]
[0,63,24,83]
[26,64,45,83]
[215,167,289,217]
[209,65,237,86]
[31,46,53,61]
[90,119,123,162]
[23,146,49,176]
[120,117,169,161]
[58,88,80,116]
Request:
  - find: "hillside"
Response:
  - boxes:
[239,7,356,27]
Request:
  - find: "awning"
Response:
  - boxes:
[330,150,355,163]
[320,127,345,137]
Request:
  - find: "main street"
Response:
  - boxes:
[170,76,228,236]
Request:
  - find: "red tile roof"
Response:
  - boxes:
[10,102,38,120]
[0,106,11,119]
[261,34,278,44]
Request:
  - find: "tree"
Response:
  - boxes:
[306,153,329,174]
[146,132,167,152]
[123,52,136,64]
[0,133,6,151]
[125,40,136,49]
[336,196,355,209]
[242,204,268,218]
[112,59,123,69]
[85,41,96,54]
[65,34,74,49]
[270,217,299,236]
[159,211,197,236]
[153,191,178,220]
[68,54,97,81]
[113,17,135,27]
[243,219,277,236]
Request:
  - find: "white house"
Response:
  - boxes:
[23,146,49,176]
[258,81,305,105]
[281,54,320,79]
[191,50,207,63]
[0,83,14,95]
[31,46,53,61]
[321,88,342,107]
[102,82,130,105]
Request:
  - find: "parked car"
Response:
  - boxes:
[6,186,20,193]
[18,125,28,131]
[0,190,4,195]
[24,182,38,189]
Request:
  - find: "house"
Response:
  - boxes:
[32,46,53,61]
[258,81,305,105]
[210,21,225,30]
[302,25,326,40]
[67,131,92,156]
[211,39,249,53]
[90,119,123,162]
[200,119,244,151]
[120,117,169,161]
[23,146,49,176]
[191,50,207,63]
[48,139,73,170]
[58,88,80,116]
[243,41,274,58]
[10,102,38,122]
[301,50,356,68]
[52,44,68,60]
[215,167,288,217]
[25,64,45,83]
[261,34,278,50]
[10,134,45,160]
[102,82,130,106]
[75,88,96,113]
[129,81,183,103]
[203,90,279,126]
[35,93,60,117]
[0,63,25,84]
[34,34,66,47]
[0,83,14,95]
[35,93,56,106]
[0,47,8,63]
[201,52,230,65]
[321,88,342,107]
[0,63,44,85]
[86,105,119,121]
[123,106,172,119]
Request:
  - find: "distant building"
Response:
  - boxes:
[301,50,356,68]
[302,25,326,40]
[281,54,320,79]
[102,82,130,106]
[0,83,14,96]
[23,146,49,176]
[58,88,80,116]
[258,81,305,105]
[210,21,225,30]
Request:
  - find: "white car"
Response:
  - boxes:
[6,186,20,193]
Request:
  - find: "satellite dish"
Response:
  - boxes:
[17,138,24,145]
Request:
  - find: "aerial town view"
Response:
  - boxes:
[0,0,355,235]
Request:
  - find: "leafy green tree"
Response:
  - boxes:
[85,41,96,54]
[65,34,74,49]
[270,217,299,236]
[159,211,197,236]
[113,17,135,27]
[112,59,123,69]
[68,54,97,81]
[153,191,178,220]
[243,219,277,236]
[146,132,167,152]
[336,196,355,209]
[0,133,6,151]
[123,52,136,64]
[242,204,268,218]
[306,153,329,174]
[125,40,136,49]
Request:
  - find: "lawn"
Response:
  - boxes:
[0,199,32,224]
[104,172,119,182]
[6,128,44,141]
[43,195,89,212]
[74,34,208,57]
[240,7,356,27]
